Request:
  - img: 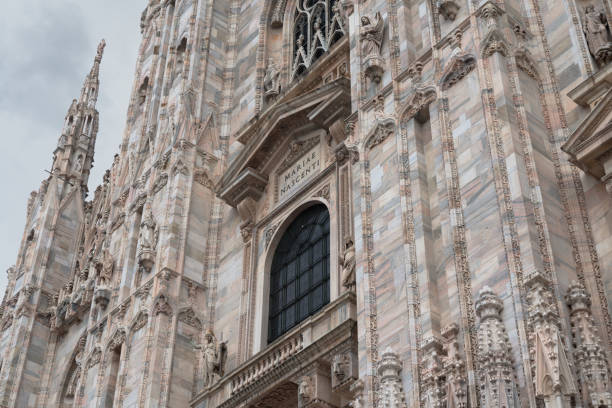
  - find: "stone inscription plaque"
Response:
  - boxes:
[278,145,321,201]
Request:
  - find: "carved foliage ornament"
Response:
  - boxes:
[292,0,345,81]
[401,86,437,122]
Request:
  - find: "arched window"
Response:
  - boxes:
[292,0,345,80]
[268,204,330,343]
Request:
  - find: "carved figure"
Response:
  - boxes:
[98,248,114,286]
[341,237,356,290]
[298,375,313,406]
[73,155,83,172]
[583,6,612,66]
[361,12,385,83]
[139,207,156,252]
[138,204,157,272]
[361,12,384,58]
[200,329,227,388]
[263,59,281,99]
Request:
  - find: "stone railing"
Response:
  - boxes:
[230,332,303,395]
[191,292,357,408]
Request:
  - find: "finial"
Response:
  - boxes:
[96,39,106,62]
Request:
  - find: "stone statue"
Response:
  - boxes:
[263,59,281,99]
[360,12,384,59]
[137,204,157,272]
[341,237,356,290]
[583,6,612,66]
[98,248,114,286]
[200,329,227,388]
[73,155,84,172]
[139,207,156,252]
[360,12,385,83]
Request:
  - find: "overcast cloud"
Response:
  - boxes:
[0,1,144,294]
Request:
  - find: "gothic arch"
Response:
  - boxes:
[129,310,149,335]
[105,327,127,354]
[59,333,87,408]
[262,202,331,344]
[399,86,437,124]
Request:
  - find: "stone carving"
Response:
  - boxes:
[475,287,519,407]
[107,328,126,353]
[526,273,576,405]
[263,59,281,100]
[137,204,157,273]
[199,328,227,388]
[349,379,364,408]
[377,347,407,408]
[481,29,509,58]
[297,375,314,407]
[566,281,612,407]
[514,48,540,80]
[437,0,460,21]
[131,311,148,332]
[420,338,444,408]
[153,294,172,316]
[440,32,476,90]
[87,347,101,369]
[265,224,278,248]
[97,248,114,287]
[178,307,202,330]
[442,324,467,408]
[340,237,356,291]
[365,95,396,149]
[270,0,288,28]
[361,12,385,83]
[152,172,168,194]
[331,353,349,383]
[583,6,612,67]
[401,86,436,122]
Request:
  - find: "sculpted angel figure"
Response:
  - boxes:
[360,12,384,59]
[341,237,356,290]
[198,329,227,387]
[583,5,612,65]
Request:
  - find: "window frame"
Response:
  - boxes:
[267,204,331,343]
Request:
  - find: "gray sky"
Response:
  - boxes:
[0,1,144,294]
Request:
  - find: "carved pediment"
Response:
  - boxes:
[218,79,351,208]
[562,88,612,178]
[440,52,476,91]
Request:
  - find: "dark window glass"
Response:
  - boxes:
[268,205,330,343]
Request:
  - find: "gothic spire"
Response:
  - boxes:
[79,39,106,107]
[52,40,106,192]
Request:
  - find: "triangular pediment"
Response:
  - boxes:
[218,78,350,207]
[562,88,612,178]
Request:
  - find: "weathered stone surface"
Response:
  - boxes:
[2,0,612,407]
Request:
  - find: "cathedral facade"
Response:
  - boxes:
[2,0,612,406]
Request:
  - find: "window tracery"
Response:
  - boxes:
[292,0,345,80]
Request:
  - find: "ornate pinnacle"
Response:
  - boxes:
[95,39,106,63]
